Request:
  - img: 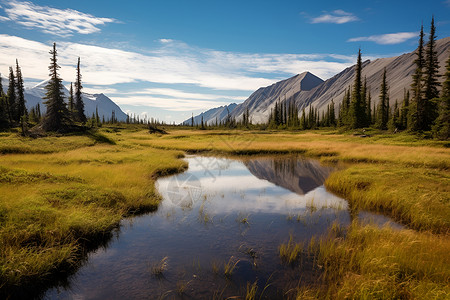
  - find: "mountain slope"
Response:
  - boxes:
[297,37,450,114]
[182,103,237,126]
[189,37,450,125]
[24,80,127,121]
[232,71,324,124]
[185,71,324,125]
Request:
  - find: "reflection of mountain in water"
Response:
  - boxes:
[244,158,332,195]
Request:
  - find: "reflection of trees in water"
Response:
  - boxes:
[245,157,333,195]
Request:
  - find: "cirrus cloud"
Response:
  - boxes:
[311,10,359,24]
[0,0,116,37]
[348,32,418,45]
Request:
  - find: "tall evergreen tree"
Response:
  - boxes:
[400,89,410,129]
[74,57,87,123]
[424,17,440,101]
[68,82,75,114]
[349,49,365,128]
[42,43,71,131]
[432,54,450,139]
[423,16,440,130]
[408,26,425,131]
[7,67,16,124]
[388,100,400,131]
[300,107,307,129]
[329,99,336,126]
[0,74,9,129]
[367,89,372,125]
[376,68,389,129]
[15,59,27,122]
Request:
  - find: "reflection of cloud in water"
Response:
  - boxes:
[157,156,347,214]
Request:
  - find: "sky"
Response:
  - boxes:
[0,0,449,123]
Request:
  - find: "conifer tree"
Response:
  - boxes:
[74,57,87,123]
[349,49,365,128]
[432,55,450,139]
[42,43,71,132]
[0,74,9,129]
[68,82,75,114]
[408,26,425,131]
[96,106,101,127]
[424,17,440,101]
[7,67,16,124]
[367,90,372,125]
[329,99,336,127]
[400,89,410,129]
[423,16,440,129]
[388,100,400,132]
[15,59,27,122]
[376,68,389,129]
[300,107,307,129]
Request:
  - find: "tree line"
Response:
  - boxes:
[0,43,91,133]
[194,18,448,139]
[261,18,448,139]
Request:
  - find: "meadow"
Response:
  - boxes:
[0,125,448,299]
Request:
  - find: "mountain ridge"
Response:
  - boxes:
[186,36,450,125]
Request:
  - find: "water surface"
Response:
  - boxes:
[44,155,399,299]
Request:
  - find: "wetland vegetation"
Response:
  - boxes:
[0,126,448,299]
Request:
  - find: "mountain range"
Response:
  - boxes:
[184,36,450,125]
[24,80,127,121]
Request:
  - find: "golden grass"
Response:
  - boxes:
[1,126,449,298]
[139,129,449,232]
[308,222,450,299]
[0,127,186,290]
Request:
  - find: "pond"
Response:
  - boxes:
[44,155,400,299]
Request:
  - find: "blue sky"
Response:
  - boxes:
[0,0,449,123]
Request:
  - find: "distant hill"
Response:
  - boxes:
[24,80,127,121]
[189,36,450,125]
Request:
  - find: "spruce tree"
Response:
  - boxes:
[7,67,16,124]
[0,74,9,129]
[349,49,365,128]
[329,99,336,126]
[423,16,440,130]
[42,43,71,132]
[300,107,307,129]
[376,68,389,129]
[400,89,410,129]
[408,26,425,131]
[68,82,75,114]
[15,59,27,122]
[424,17,440,101]
[74,57,87,123]
[96,106,101,127]
[388,100,400,132]
[432,55,450,139]
[367,90,372,125]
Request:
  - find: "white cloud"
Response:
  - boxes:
[0,34,356,90]
[2,0,116,37]
[0,34,366,113]
[348,32,418,45]
[311,10,359,24]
